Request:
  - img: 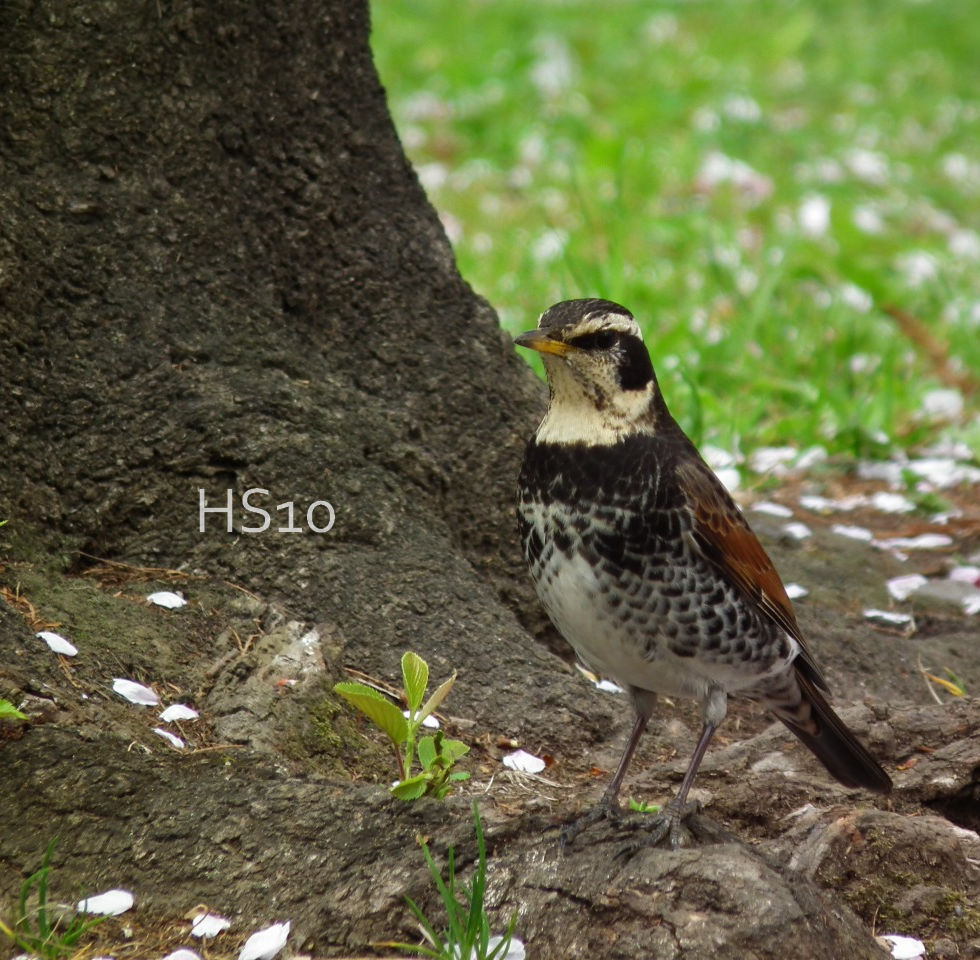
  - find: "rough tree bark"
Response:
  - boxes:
[2,2,977,959]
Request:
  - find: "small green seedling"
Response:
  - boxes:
[0,839,107,960]
[0,698,27,721]
[628,797,661,815]
[334,651,470,799]
[395,800,519,960]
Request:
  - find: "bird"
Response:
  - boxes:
[515,298,892,848]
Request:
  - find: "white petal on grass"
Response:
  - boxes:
[782,522,813,541]
[153,727,185,749]
[238,921,290,960]
[831,524,874,542]
[147,591,187,609]
[839,283,872,313]
[849,355,875,377]
[948,565,980,585]
[159,703,199,722]
[852,204,884,234]
[714,467,741,493]
[113,678,160,706]
[863,609,913,627]
[799,494,835,512]
[785,583,809,600]
[163,950,202,960]
[440,212,463,245]
[895,250,939,288]
[643,12,679,44]
[963,595,980,616]
[484,936,526,960]
[880,933,926,960]
[531,230,566,263]
[907,458,980,488]
[77,889,134,916]
[416,162,448,192]
[403,709,440,729]
[801,493,870,512]
[748,446,798,475]
[941,152,972,182]
[870,492,916,514]
[845,147,889,185]
[190,913,232,939]
[701,445,738,469]
[798,194,830,237]
[876,534,953,551]
[696,151,773,202]
[751,501,793,518]
[503,749,546,774]
[791,444,826,470]
[37,631,78,656]
[887,575,928,601]
[722,94,762,123]
[530,34,575,99]
[949,228,980,260]
[920,388,963,420]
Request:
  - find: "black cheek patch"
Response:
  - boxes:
[618,335,654,391]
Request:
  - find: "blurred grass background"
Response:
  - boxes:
[371,0,980,461]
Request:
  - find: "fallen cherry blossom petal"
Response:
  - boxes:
[163,950,202,960]
[920,388,963,420]
[159,703,199,722]
[748,446,798,475]
[964,595,980,616]
[238,921,290,960]
[112,678,159,706]
[484,936,525,960]
[595,679,624,693]
[190,913,232,938]
[37,631,78,656]
[863,609,913,627]
[785,583,809,600]
[832,524,874,542]
[77,889,134,916]
[503,749,546,774]
[879,933,925,959]
[147,590,187,609]
[869,491,915,514]
[403,709,439,729]
[153,727,185,749]
[751,501,793,518]
[799,494,837,512]
[948,565,980,584]
[876,534,953,551]
[886,575,928,601]
[782,522,812,541]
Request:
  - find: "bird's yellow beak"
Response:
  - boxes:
[514,329,574,356]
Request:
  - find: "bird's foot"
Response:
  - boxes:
[559,795,622,850]
[616,795,703,854]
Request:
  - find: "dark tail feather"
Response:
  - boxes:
[771,672,892,794]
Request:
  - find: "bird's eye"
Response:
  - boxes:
[572,330,619,351]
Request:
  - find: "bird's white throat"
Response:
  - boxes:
[535,363,655,445]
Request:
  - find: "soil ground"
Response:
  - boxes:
[2,467,979,960]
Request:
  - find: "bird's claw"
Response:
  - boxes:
[615,797,702,857]
[559,796,622,851]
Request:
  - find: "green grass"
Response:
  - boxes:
[0,839,106,960]
[371,0,980,460]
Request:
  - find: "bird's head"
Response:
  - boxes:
[515,299,664,444]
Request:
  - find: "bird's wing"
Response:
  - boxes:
[675,455,830,692]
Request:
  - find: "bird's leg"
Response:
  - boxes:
[632,720,717,849]
[624,686,727,851]
[560,705,651,849]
